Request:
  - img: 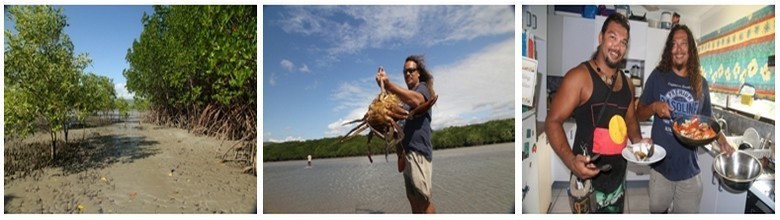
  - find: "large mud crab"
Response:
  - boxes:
[340,69,438,164]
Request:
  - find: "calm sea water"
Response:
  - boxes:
[263,143,515,213]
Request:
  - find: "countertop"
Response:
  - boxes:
[701,143,775,212]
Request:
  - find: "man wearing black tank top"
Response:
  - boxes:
[546,13,651,213]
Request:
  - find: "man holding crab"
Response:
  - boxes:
[636,24,734,213]
[376,55,437,214]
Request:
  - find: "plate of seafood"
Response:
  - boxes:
[622,143,666,165]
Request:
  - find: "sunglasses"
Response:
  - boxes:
[404,67,418,74]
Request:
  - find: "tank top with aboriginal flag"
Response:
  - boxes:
[571,61,631,192]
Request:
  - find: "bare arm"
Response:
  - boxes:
[376,68,425,108]
[624,76,644,144]
[716,130,735,155]
[545,66,599,179]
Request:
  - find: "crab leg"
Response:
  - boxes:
[340,122,369,143]
[383,128,395,162]
[367,124,386,140]
[387,105,408,120]
[366,132,374,163]
[342,114,368,125]
[391,121,404,146]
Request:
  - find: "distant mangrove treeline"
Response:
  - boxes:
[263,118,515,162]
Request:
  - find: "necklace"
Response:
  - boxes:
[593,61,617,87]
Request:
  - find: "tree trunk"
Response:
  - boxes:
[64,122,69,144]
[50,131,57,160]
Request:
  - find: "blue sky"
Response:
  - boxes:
[263,5,515,142]
[4,5,153,100]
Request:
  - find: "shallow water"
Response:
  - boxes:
[262,143,515,213]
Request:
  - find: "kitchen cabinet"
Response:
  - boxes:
[523,6,549,122]
[593,16,647,61]
[551,122,576,182]
[548,14,595,77]
[644,28,670,82]
[522,5,547,40]
[698,147,748,213]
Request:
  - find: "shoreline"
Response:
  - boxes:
[262,141,516,163]
[4,118,257,214]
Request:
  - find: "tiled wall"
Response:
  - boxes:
[698,5,775,100]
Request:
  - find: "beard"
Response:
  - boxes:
[604,52,622,69]
[674,63,686,71]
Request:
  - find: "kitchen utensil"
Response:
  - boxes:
[672,114,721,147]
[589,154,600,162]
[599,164,613,172]
[647,142,655,158]
[743,127,761,149]
[713,151,763,192]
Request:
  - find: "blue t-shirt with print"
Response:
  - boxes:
[639,68,712,181]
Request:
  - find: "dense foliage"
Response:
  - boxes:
[4,6,117,159]
[263,118,515,162]
[123,5,257,173]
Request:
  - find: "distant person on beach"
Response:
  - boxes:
[307,154,312,167]
[376,55,436,214]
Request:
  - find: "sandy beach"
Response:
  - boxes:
[4,116,257,213]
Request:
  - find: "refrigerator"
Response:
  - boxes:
[522,56,551,213]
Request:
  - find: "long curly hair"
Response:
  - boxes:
[657,25,704,100]
[405,55,436,99]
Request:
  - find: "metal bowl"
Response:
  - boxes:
[713,151,763,192]
[672,114,721,147]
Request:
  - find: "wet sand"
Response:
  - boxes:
[4,116,257,213]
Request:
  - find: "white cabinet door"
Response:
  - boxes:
[698,148,718,213]
[548,15,595,77]
[522,5,547,40]
[697,147,748,213]
[645,28,670,82]
[551,122,576,182]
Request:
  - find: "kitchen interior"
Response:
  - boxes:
[522,5,776,214]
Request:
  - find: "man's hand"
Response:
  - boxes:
[653,101,675,119]
[571,154,600,180]
[719,138,735,155]
[638,138,653,145]
[375,66,388,88]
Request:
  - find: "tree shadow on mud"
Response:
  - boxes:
[4,134,161,179]
[5,194,18,213]
[54,134,161,174]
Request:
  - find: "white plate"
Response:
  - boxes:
[622,144,666,165]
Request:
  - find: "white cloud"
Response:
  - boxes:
[277,6,514,66]
[269,72,278,86]
[325,38,515,137]
[114,83,134,100]
[281,59,295,72]
[299,64,310,73]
